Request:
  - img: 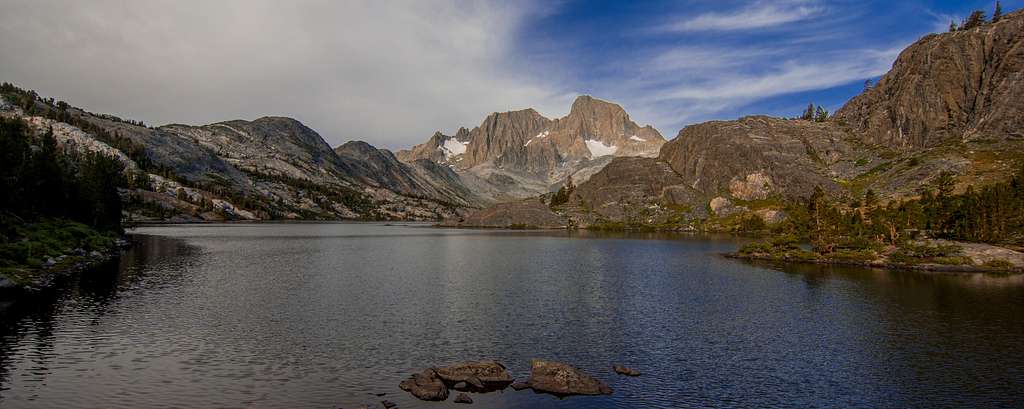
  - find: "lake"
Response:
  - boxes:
[2,223,1023,408]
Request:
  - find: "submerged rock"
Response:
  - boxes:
[612,364,641,377]
[510,381,530,391]
[454,393,473,404]
[398,369,448,401]
[526,359,613,396]
[433,360,513,391]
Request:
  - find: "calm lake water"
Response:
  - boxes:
[1,223,1023,408]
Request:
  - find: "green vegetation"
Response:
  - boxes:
[549,180,575,209]
[798,103,830,122]
[0,219,118,283]
[949,3,1008,32]
[889,242,970,265]
[983,259,1014,269]
[742,164,1024,270]
[1,116,127,277]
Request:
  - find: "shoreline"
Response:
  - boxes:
[0,239,129,293]
[724,252,1024,274]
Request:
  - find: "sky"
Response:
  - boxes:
[0,0,1017,149]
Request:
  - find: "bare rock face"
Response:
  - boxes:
[447,199,566,228]
[835,10,1024,148]
[525,360,613,396]
[729,172,775,201]
[398,369,449,401]
[432,360,513,391]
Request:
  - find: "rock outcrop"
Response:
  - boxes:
[658,116,853,199]
[398,369,449,401]
[432,360,513,391]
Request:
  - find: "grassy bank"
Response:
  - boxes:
[0,217,122,287]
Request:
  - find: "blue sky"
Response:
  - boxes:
[506,0,1020,137]
[0,0,1018,148]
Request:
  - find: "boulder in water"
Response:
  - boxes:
[454,393,473,404]
[612,364,641,376]
[526,359,613,396]
[398,369,448,401]
[432,360,512,391]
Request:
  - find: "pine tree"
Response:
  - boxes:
[814,106,829,122]
[993,1,1003,22]
[801,103,815,121]
[949,20,958,32]
[963,10,987,30]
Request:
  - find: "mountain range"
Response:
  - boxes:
[1,10,1021,226]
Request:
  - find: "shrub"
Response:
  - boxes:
[982,259,1015,270]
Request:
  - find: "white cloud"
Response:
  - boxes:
[595,43,903,134]
[666,1,824,32]
[0,0,570,149]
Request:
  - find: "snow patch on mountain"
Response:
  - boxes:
[585,139,618,157]
[629,135,646,142]
[439,138,468,159]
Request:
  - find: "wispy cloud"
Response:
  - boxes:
[652,47,900,102]
[665,1,824,32]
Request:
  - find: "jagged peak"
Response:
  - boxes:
[568,95,627,118]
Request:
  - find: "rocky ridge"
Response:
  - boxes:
[0,95,477,222]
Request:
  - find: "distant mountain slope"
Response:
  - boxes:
[334,141,483,207]
[0,86,479,221]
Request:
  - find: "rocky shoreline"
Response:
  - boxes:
[725,252,1024,274]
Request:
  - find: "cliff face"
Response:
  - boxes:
[834,10,1024,148]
